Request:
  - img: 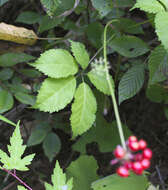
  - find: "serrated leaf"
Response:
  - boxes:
[40,0,60,16]
[0,121,35,171]
[148,45,168,85]
[70,82,97,137]
[91,173,148,190]
[66,155,98,190]
[110,35,149,58]
[32,49,78,78]
[43,132,61,162]
[91,0,113,17]
[35,76,76,113]
[155,11,168,51]
[88,69,114,95]
[119,64,145,104]
[0,90,14,113]
[131,0,165,14]
[17,185,27,190]
[45,161,73,190]
[0,52,35,67]
[70,40,89,69]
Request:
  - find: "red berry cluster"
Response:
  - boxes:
[112,136,152,177]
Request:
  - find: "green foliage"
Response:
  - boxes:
[91,173,148,190]
[66,155,98,190]
[45,161,73,190]
[118,64,145,104]
[35,76,76,113]
[0,115,16,127]
[0,0,9,6]
[40,0,60,17]
[17,186,27,190]
[32,49,78,78]
[0,53,35,67]
[0,121,35,171]
[43,132,61,162]
[14,92,35,105]
[0,68,13,80]
[70,40,90,69]
[131,0,165,13]
[155,11,168,51]
[70,82,97,137]
[0,89,13,113]
[148,45,168,85]
[16,11,41,24]
[110,35,149,58]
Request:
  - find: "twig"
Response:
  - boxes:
[155,165,166,190]
[2,181,16,190]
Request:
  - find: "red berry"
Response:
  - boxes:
[132,161,143,175]
[116,166,129,177]
[129,141,139,151]
[141,159,150,169]
[134,153,143,161]
[124,162,132,170]
[143,148,152,160]
[128,136,138,142]
[114,146,125,159]
[138,139,147,150]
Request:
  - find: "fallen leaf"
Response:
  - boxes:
[0,22,37,45]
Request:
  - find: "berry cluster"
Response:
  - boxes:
[111,136,152,177]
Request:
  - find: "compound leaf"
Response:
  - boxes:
[70,40,89,69]
[148,45,168,85]
[31,49,78,78]
[155,11,168,51]
[70,82,97,137]
[131,0,165,14]
[119,64,145,104]
[110,35,149,58]
[66,155,98,190]
[45,161,73,190]
[0,121,35,171]
[35,76,76,113]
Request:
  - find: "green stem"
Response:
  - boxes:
[104,20,126,150]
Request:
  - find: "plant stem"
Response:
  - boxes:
[104,20,127,150]
[3,168,32,190]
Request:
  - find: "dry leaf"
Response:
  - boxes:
[0,22,37,45]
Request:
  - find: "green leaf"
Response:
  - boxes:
[14,92,35,105]
[159,0,168,9]
[116,0,134,7]
[16,11,42,24]
[72,112,131,154]
[70,40,89,69]
[45,161,73,190]
[32,49,78,78]
[43,132,61,162]
[0,90,14,113]
[146,84,168,103]
[38,15,64,33]
[27,122,51,146]
[40,0,60,16]
[35,76,76,113]
[91,0,113,17]
[118,64,145,104]
[0,0,9,6]
[86,22,104,48]
[88,67,114,95]
[112,18,144,34]
[70,82,97,137]
[0,121,35,171]
[0,53,35,67]
[110,35,149,58]
[19,69,41,78]
[91,173,148,190]
[131,0,165,14]
[148,45,168,85]
[17,186,27,190]
[0,115,16,127]
[155,11,168,51]
[0,68,13,80]
[66,155,98,190]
